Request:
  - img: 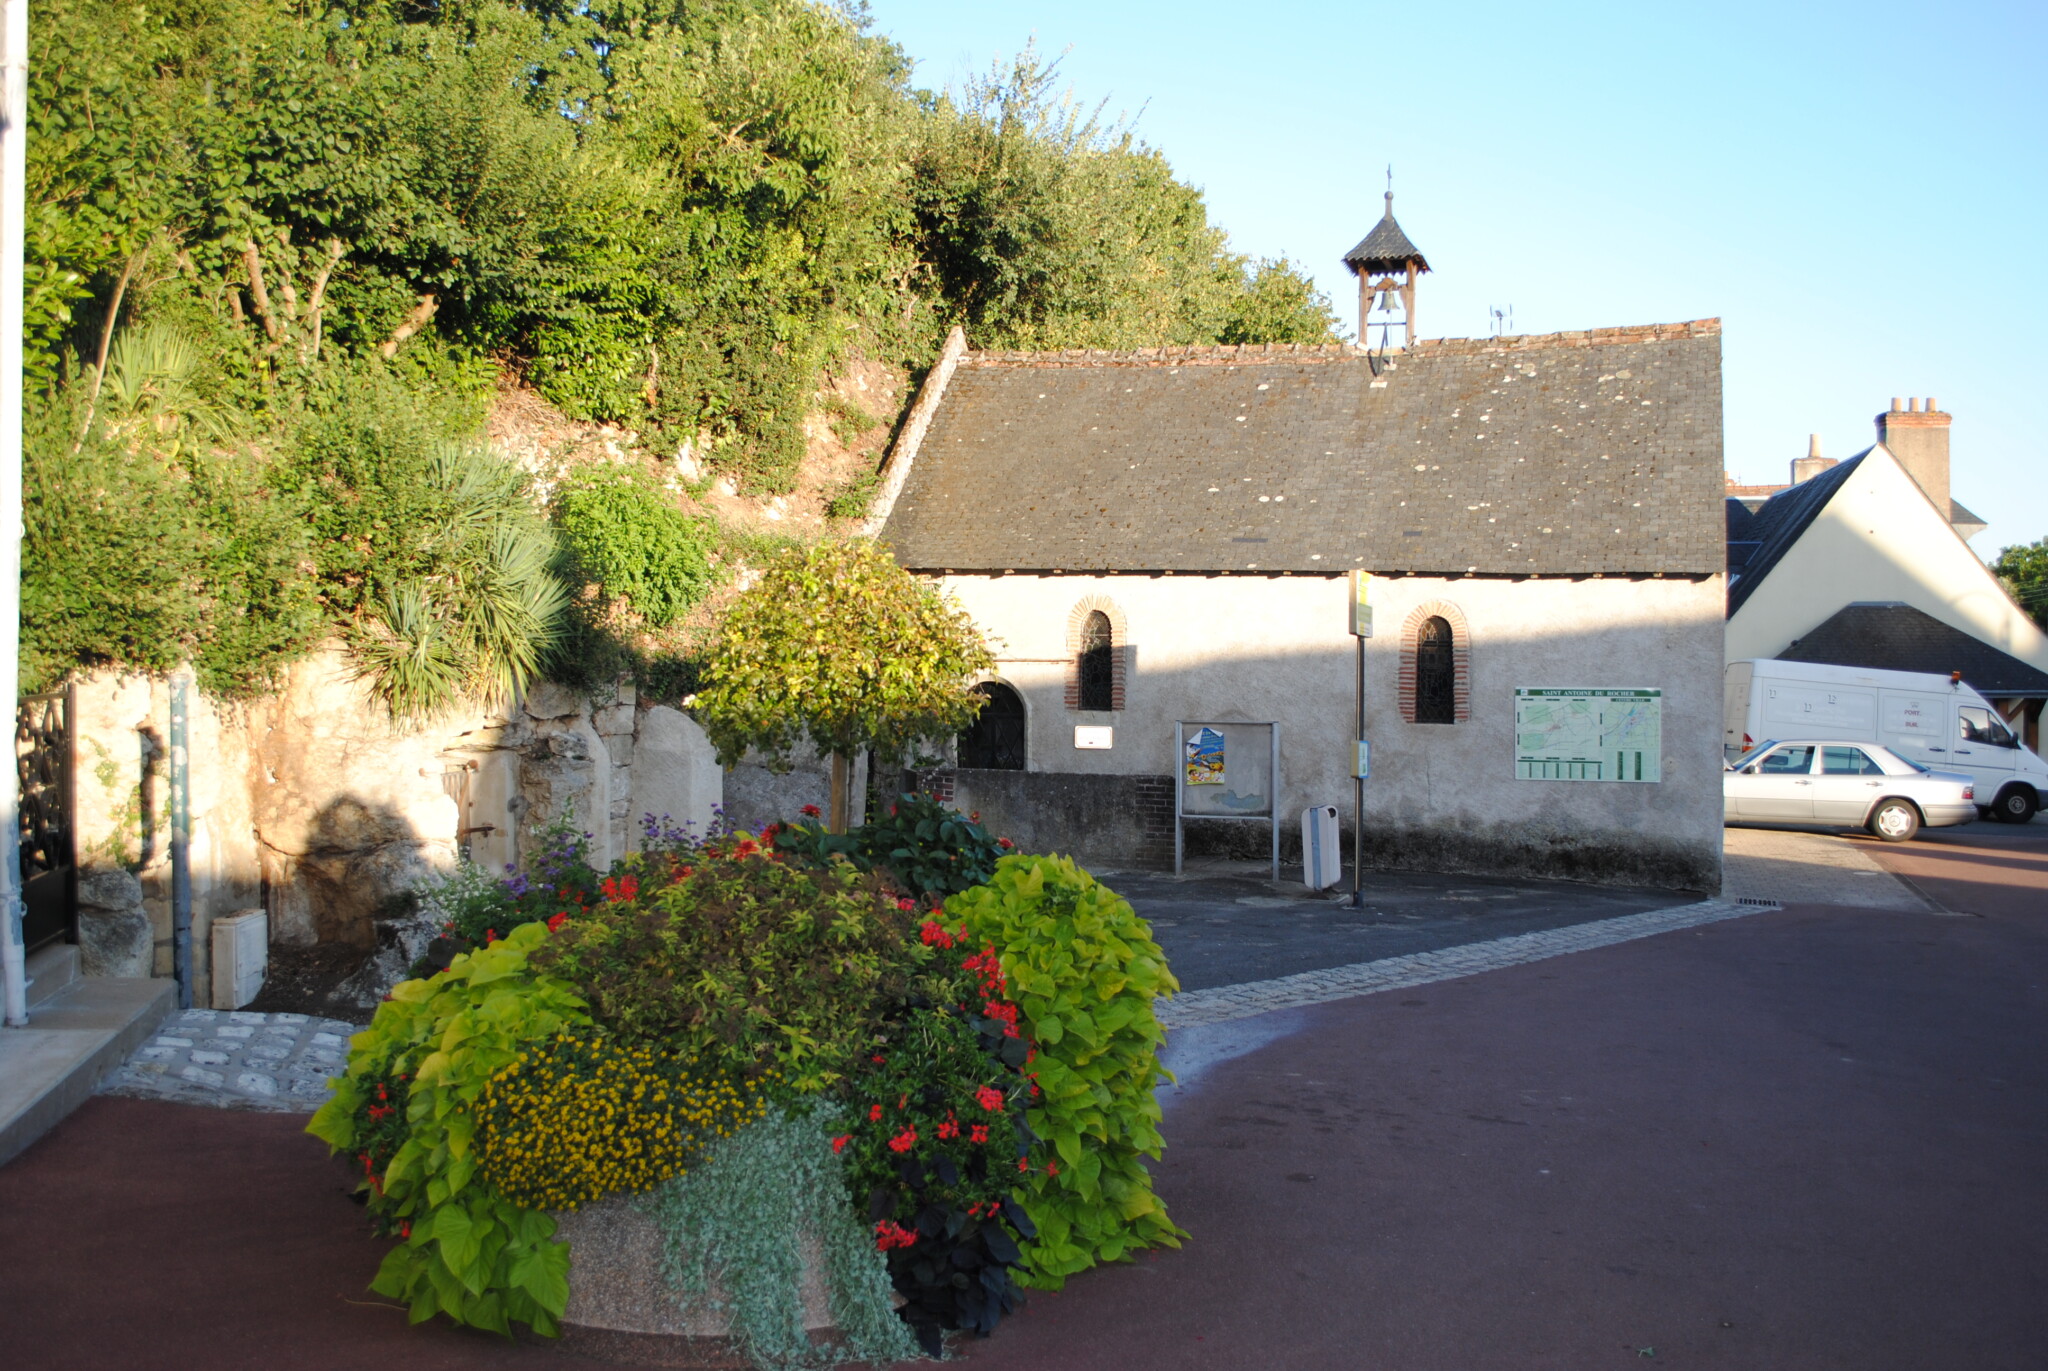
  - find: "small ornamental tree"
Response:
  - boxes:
[693,539,995,829]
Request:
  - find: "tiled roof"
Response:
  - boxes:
[878,322,1725,576]
[1780,603,2048,696]
[1725,453,1863,616]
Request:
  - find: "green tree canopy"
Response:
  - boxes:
[691,540,993,828]
[1993,537,2048,631]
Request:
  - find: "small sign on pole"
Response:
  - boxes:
[1353,739,1371,780]
[1349,570,1373,637]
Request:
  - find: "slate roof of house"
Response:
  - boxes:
[1343,195,1431,274]
[878,320,1725,576]
[1779,603,2048,697]
[1724,453,1863,616]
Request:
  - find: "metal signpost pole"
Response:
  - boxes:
[1350,572,1371,910]
[0,0,29,1027]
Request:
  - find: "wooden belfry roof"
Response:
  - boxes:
[1343,193,1431,275]
[876,321,1726,577]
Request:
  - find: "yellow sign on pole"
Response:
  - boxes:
[1350,570,1373,637]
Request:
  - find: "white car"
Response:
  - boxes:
[1724,740,1978,842]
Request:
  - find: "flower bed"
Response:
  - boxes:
[310,799,1180,1366]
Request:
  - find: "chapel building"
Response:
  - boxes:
[870,203,1728,891]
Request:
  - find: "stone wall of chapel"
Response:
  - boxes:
[936,572,1725,891]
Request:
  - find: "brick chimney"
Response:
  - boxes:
[1875,397,1951,516]
[1790,433,1835,485]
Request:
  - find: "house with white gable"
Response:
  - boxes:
[866,200,1728,891]
[1725,399,2048,754]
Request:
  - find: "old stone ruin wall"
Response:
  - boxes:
[67,646,722,1009]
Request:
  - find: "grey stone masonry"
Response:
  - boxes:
[1156,898,1759,1030]
[99,1008,360,1112]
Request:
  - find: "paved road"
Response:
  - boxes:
[1103,863,1696,993]
[956,826,2048,1371]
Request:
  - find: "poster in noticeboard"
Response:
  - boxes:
[1184,726,1225,786]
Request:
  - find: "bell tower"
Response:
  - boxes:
[1343,186,1430,351]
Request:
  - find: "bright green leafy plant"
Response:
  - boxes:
[554,466,720,628]
[947,855,1183,1288]
[307,923,588,1335]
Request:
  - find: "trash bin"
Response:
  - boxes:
[1301,805,1341,891]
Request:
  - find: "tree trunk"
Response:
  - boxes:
[829,752,853,834]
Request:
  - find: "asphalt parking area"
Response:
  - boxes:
[1096,863,1699,993]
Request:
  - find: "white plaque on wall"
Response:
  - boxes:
[1074,725,1114,750]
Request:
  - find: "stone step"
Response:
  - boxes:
[25,942,80,1009]
[0,975,177,1169]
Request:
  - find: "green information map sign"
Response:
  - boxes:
[1514,688,1663,783]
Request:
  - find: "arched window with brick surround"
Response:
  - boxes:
[1064,596,1129,711]
[1400,601,1470,724]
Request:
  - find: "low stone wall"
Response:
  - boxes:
[67,647,722,1005]
[912,769,1176,871]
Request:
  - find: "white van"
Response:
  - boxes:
[1725,658,2047,823]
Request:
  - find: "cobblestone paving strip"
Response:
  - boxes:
[1157,898,1758,1030]
[98,1009,362,1113]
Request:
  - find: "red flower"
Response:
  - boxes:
[1016,1157,1031,1173]
[399,1221,411,1240]
[1045,1162,1060,1176]
[733,838,759,858]
[937,1120,959,1140]
[599,874,640,903]
[919,920,953,947]
[976,1086,1005,1113]
[831,1135,850,1154]
[997,837,1014,849]
[874,1220,917,1251]
[870,1054,886,1065]
[900,898,920,914]
[869,1104,884,1122]
[970,1124,990,1144]
[484,929,498,944]
[970,811,980,822]
[801,804,821,818]
[546,912,569,932]
[887,1127,918,1153]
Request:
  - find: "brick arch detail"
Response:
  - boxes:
[1064,595,1129,711]
[1399,600,1471,724]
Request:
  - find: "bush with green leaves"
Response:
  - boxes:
[307,922,588,1336]
[772,792,1010,903]
[21,370,322,698]
[554,467,720,628]
[529,832,923,1092]
[947,855,1183,1288]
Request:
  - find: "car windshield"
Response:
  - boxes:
[1729,741,1778,770]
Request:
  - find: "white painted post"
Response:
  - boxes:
[0,0,29,1027]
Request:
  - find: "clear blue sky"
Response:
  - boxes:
[868,0,2046,561]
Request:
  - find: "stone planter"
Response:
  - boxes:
[549,1195,841,1368]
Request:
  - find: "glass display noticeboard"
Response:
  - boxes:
[1175,721,1279,877]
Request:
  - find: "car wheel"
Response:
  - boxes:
[1868,798,1920,843]
[1993,786,2038,824]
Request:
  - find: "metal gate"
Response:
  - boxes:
[18,687,75,952]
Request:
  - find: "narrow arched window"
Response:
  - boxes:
[1415,616,1455,725]
[1078,611,1114,712]
[958,682,1026,770]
